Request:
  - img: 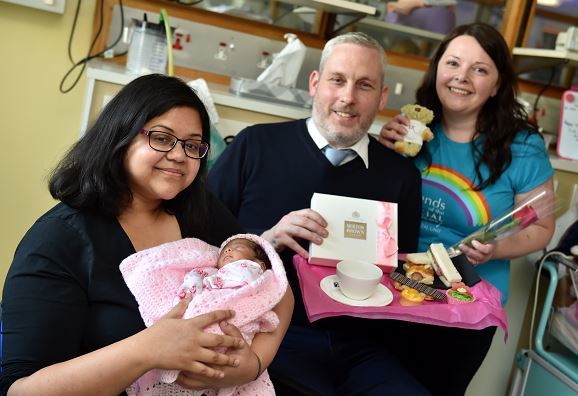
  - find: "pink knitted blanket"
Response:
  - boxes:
[120,234,288,396]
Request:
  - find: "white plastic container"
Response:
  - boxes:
[126,19,168,74]
[557,87,578,161]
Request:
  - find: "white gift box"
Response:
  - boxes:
[308,193,398,272]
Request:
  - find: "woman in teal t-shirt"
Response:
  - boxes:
[380,22,555,395]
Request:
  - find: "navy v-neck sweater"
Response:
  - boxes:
[208,119,422,324]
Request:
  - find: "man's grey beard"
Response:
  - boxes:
[311,108,369,148]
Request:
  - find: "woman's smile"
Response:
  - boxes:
[156,166,185,177]
[447,86,471,96]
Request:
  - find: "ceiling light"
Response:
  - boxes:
[537,0,561,7]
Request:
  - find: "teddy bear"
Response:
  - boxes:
[393,104,435,157]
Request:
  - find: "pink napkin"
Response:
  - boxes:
[294,255,508,340]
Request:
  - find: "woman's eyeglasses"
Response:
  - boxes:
[140,129,210,159]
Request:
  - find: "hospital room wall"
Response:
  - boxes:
[0,1,95,295]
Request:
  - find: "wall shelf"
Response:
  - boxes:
[513,47,578,74]
[277,0,377,15]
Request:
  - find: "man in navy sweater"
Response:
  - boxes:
[208,32,425,395]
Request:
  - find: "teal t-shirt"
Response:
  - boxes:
[415,124,553,303]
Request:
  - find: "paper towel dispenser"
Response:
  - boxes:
[556,27,578,52]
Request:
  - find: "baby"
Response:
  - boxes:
[120,234,287,396]
[177,237,272,298]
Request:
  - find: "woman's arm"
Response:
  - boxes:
[250,287,294,371]
[8,298,243,396]
[459,180,556,264]
[176,287,295,389]
[493,179,556,259]
[3,212,245,396]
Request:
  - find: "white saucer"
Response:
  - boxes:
[320,275,393,307]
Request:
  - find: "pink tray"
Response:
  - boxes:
[294,255,508,339]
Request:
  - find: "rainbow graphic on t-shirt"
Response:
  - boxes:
[422,164,490,227]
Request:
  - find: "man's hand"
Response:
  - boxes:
[261,209,328,258]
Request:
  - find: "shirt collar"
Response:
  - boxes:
[306,118,369,169]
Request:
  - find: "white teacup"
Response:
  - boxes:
[336,260,383,300]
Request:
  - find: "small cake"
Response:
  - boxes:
[446,283,476,304]
[399,288,425,306]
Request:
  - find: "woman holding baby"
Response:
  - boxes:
[380,22,555,395]
[1,74,293,395]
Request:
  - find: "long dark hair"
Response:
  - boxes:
[49,74,211,231]
[416,23,540,190]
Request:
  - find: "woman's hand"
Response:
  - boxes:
[379,114,409,150]
[176,321,259,390]
[142,294,243,379]
[458,240,496,266]
[217,321,260,385]
[261,209,328,258]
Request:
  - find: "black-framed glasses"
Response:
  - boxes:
[140,129,210,159]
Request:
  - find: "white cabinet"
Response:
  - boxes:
[81,61,310,139]
[0,0,65,13]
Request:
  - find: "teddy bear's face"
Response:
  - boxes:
[401,104,434,124]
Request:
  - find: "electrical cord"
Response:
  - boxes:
[529,250,577,351]
[66,0,82,65]
[531,66,556,124]
[59,0,125,94]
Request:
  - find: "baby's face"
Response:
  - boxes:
[217,239,257,268]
